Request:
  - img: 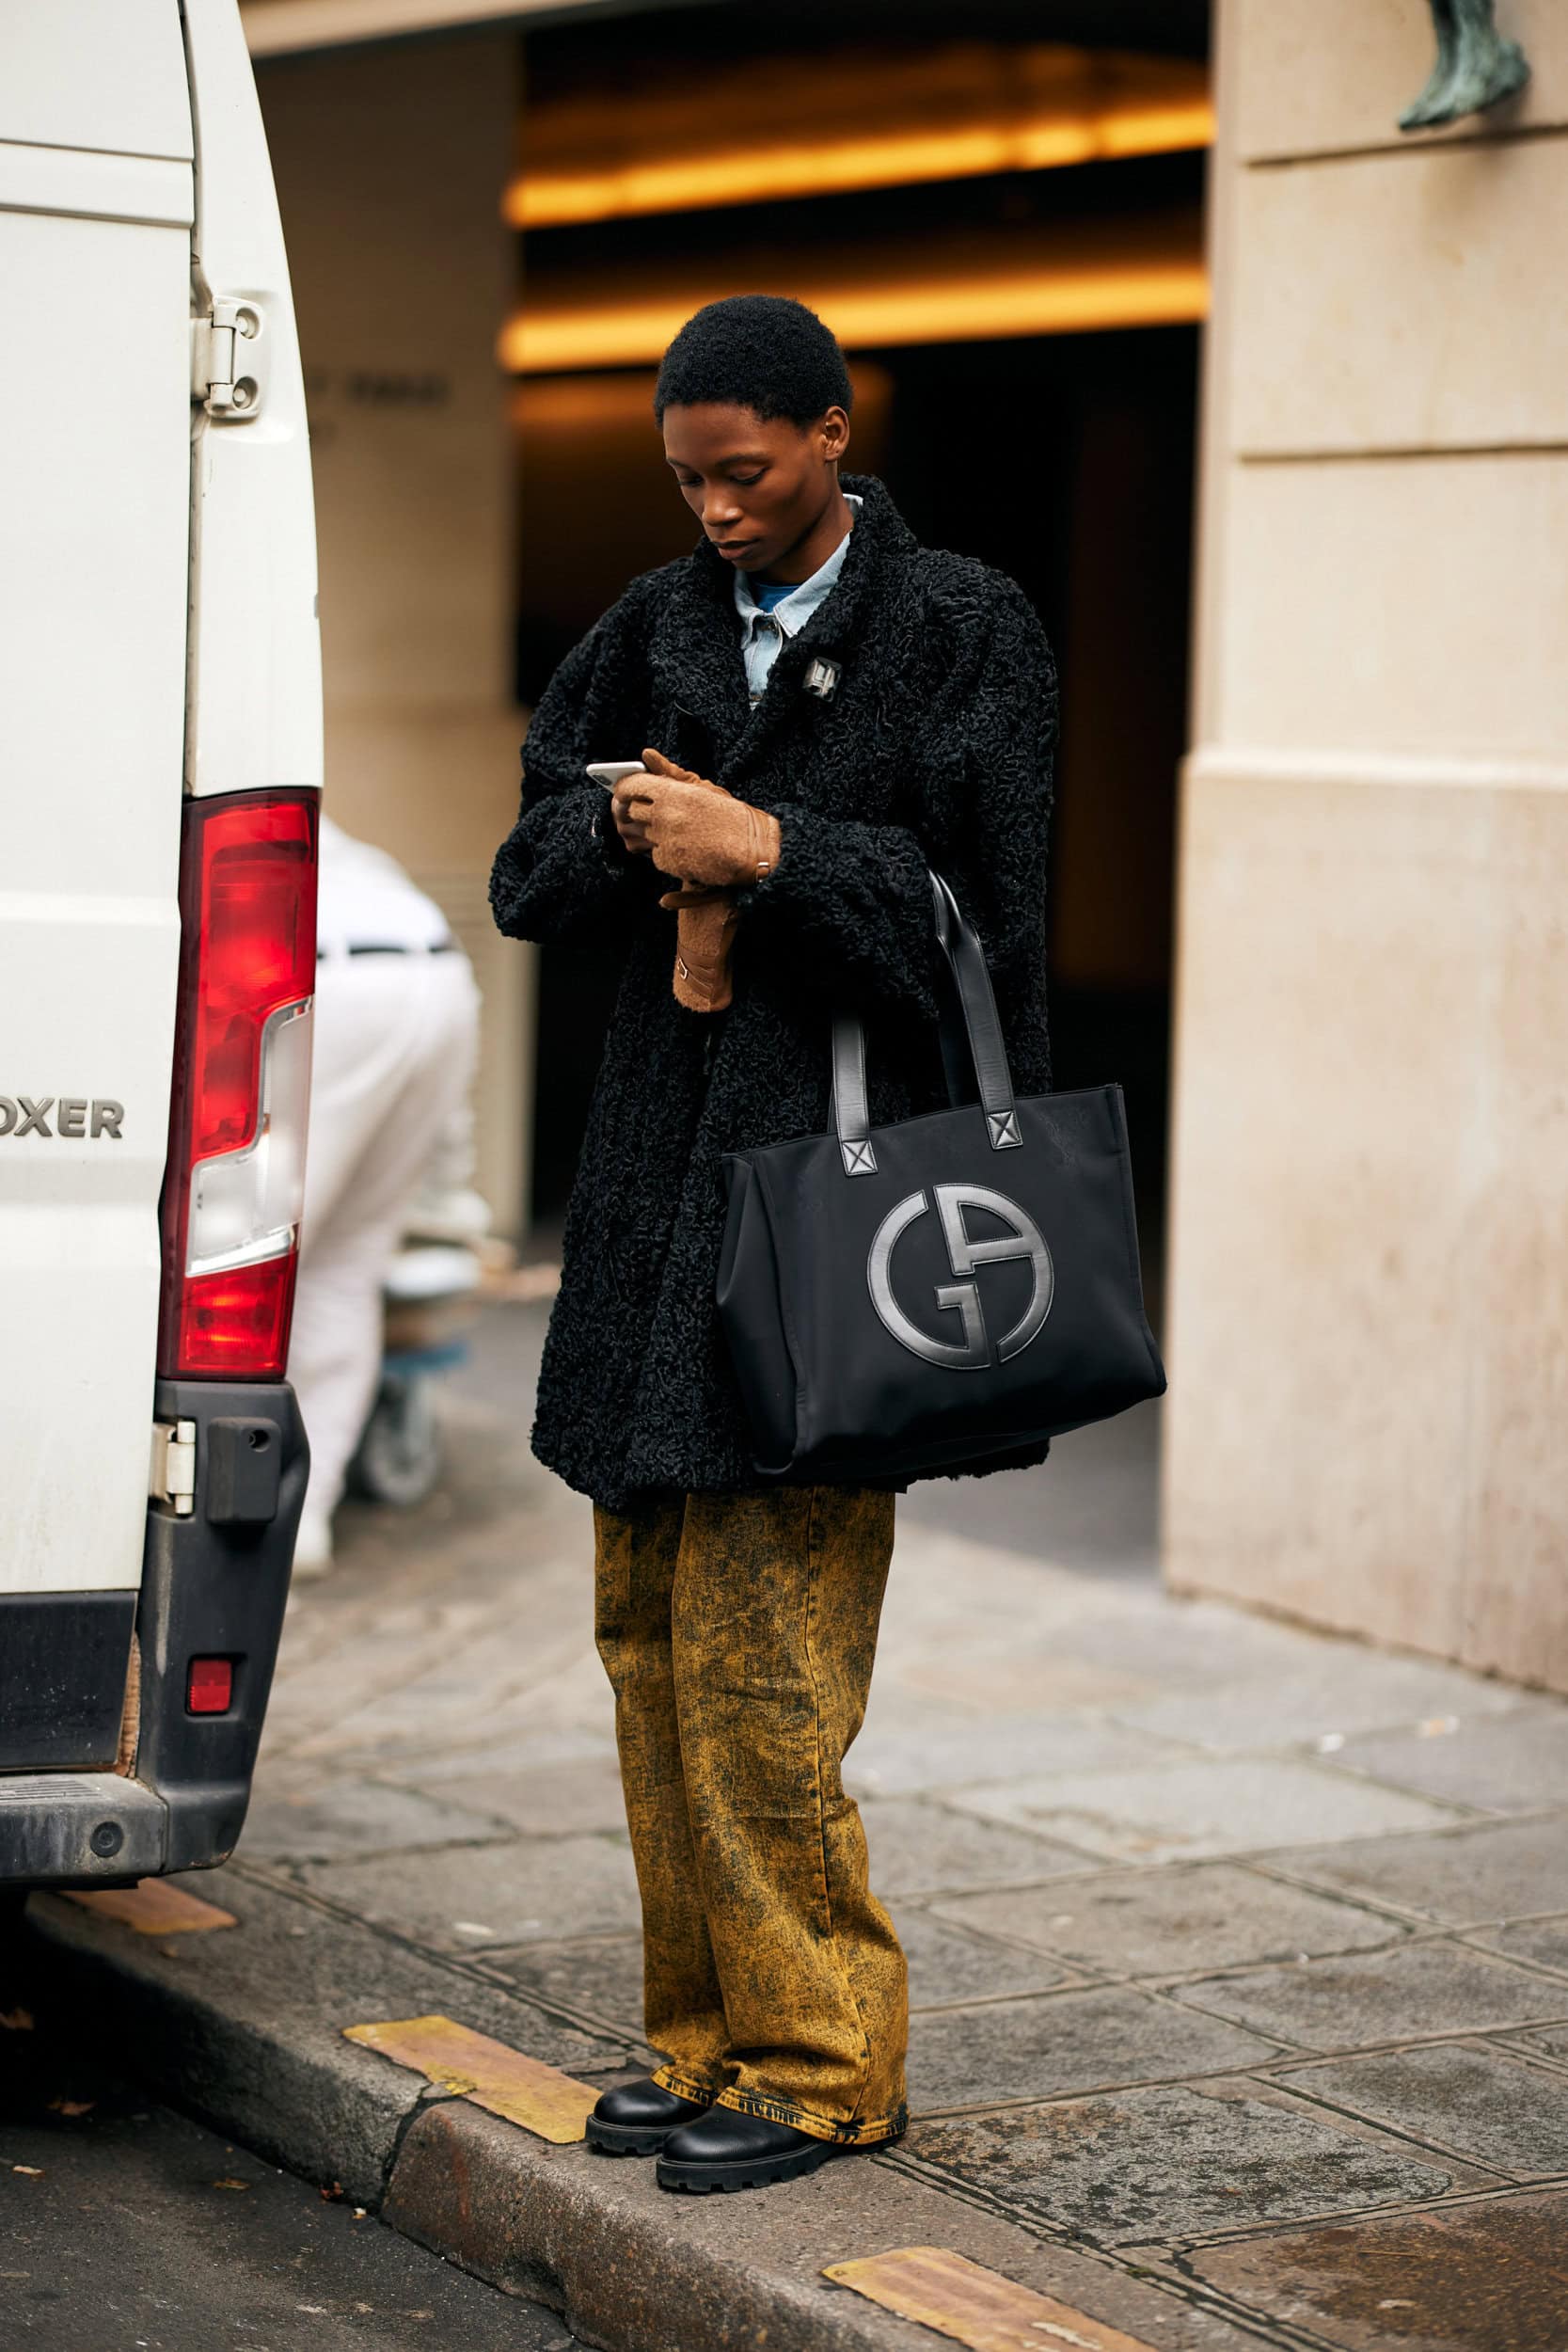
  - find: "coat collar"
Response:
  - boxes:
[647,475,918,787]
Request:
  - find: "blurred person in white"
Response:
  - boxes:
[289,818,481,1575]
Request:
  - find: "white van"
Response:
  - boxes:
[0,0,320,1886]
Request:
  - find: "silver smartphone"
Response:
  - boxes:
[586,761,648,792]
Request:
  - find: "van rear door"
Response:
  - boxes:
[0,1,194,1765]
[1,0,321,1883]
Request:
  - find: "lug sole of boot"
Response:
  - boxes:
[657,2137,847,2194]
[585,2115,686,2156]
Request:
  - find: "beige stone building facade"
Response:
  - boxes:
[244,0,1566,1688]
[1164,0,1568,1689]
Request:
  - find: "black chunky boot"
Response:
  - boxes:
[586,2077,712,2155]
[657,2106,850,2193]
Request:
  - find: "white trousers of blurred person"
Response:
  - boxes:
[289,944,480,1573]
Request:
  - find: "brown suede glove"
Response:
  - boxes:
[630,749,783,1014]
[629,750,783,890]
[663,882,741,1013]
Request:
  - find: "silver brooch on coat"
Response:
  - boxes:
[803,657,840,699]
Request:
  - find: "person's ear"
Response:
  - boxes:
[819,405,850,465]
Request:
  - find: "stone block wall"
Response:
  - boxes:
[1164,0,1568,1687]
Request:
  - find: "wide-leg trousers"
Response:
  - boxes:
[592,1486,907,2146]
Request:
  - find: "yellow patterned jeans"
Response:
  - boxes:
[593,1486,907,2147]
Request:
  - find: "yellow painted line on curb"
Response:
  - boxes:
[824,2249,1163,2352]
[63,1882,237,1935]
[343,2015,597,2144]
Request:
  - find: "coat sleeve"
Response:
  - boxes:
[742,578,1056,1056]
[489,586,666,946]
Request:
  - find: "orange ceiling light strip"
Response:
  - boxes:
[509,47,1213,230]
[508,105,1213,227]
[500,255,1208,376]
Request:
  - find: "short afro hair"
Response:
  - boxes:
[655,294,853,427]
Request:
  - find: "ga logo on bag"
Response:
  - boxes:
[867,1183,1053,1370]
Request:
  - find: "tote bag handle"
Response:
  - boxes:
[830,872,1022,1178]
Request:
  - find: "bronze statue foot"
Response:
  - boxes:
[1401,4,1458,131]
[1401,1,1529,132]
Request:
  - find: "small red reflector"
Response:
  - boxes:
[187,1658,233,1715]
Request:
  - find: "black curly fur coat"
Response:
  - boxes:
[490,475,1056,1509]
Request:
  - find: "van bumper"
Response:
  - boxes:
[0,1771,167,1884]
[0,1378,308,1889]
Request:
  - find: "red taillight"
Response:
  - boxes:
[187,1657,234,1714]
[176,1257,301,1379]
[159,790,319,1380]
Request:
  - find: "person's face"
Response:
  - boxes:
[662,402,849,573]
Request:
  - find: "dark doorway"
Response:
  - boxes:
[878,326,1198,1306]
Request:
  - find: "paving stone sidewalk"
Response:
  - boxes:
[236,1303,1568,2349]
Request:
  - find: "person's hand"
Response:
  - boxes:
[627,747,782,888]
[608,749,711,855]
[614,747,719,868]
[608,768,658,855]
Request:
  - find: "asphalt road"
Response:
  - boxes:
[0,1935,572,2352]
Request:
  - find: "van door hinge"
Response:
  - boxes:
[192,297,265,419]
[150,1419,197,1516]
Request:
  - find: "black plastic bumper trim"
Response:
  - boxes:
[135,1376,308,1875]
[0,1771,166,1885]
[0,1378,308,1889]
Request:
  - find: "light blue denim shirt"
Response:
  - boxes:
[733,494,861,704]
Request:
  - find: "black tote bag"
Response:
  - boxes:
[716,874,1165,1482]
